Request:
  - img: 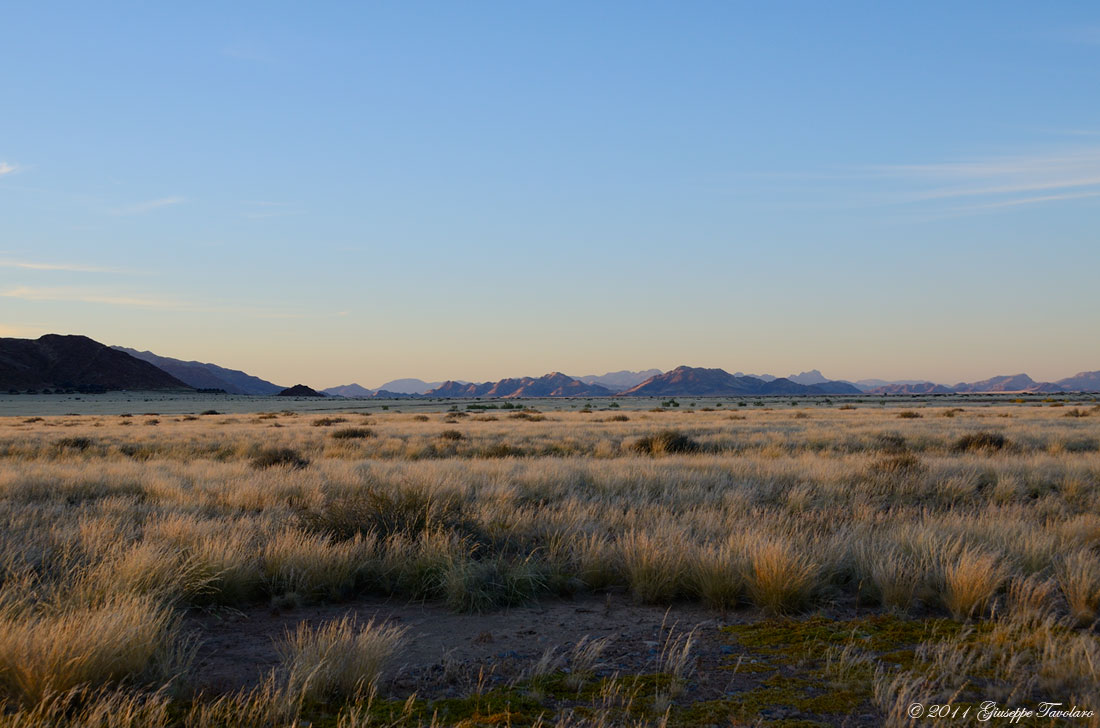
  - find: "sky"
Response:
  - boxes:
[2,2,1100,388]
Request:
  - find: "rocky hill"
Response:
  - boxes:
[1,334,192,392]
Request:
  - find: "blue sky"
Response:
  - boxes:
[2,2,1099,387]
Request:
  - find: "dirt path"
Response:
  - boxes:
[188,594,726,697]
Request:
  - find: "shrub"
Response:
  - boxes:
[897,410,922,419]
[279,616,405,702]
[312,417,348,427]
[438,429,465,441]
[331,427,374,440]
[1063,408,1089,418]
[607,414,630,422]
[509,412,546,421]
[869,453,925,477]
[200,410,221,416]
[56,437,93,451]
[250,447,310,470]
[953,432,1007,453]
[632,430,700,456]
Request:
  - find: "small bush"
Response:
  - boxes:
[56,436,93,451]
[953,432,1007,453]
[250,447,310,470]
[896,410,922,419]
[331,427,374,440]
[438,429,465,441]
[607,414,630,422]
[200,409,221,416]
[412,414,429,421]
[312,417,348,427]
[1063,408,1089,418]
[869,453,925,477]
[509,412,546,421]
[632,430,700,456]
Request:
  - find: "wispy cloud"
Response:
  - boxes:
[872,146,1100,211]
[1,286,304,319]
[0,162,21,176]
[108,196,186,216]
[0,259,124,274]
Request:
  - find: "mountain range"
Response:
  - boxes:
[2,334,1100,396]
[112,347,284,395]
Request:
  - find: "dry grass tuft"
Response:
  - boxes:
[1057,549,1100,627]
[0,595,183,706]
[278,616,405,703]
[741,534,818,614]
[942,547,1005,620]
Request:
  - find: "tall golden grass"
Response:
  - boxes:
[0,404,1096,724]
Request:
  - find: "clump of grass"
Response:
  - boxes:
[412,414,429,421]
[873,433,908,453]
[279,616,405,703]
[566,635,610,689]
[250,447,310,470]
[942,547,1004,620]
[302,486,471,542]
[438,429,465,441]
[1063,408,1089,418]
[331,427,374,440]
[617,531,683,604]
[0,595,183,705]
[312,417,348,427]
[869,453,925,477]
[690,539,743,611]
[55,436,93,451]
[953,431,1007,453]
[896,410,922,419]
[442,557,544,613]
[607,414,630,422]
[509,412,546,421]
[741,534,818,614]
[1056,550,1100,627]
[262,528,370,601]
[631,430,700,456]
[200,409,221,416]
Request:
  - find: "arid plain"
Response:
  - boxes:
[1,399,1098,727]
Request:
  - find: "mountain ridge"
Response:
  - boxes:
[112,347,283,395]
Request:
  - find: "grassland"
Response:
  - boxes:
[0,402,1098,726]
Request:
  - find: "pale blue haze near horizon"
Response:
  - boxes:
[2,2,1099,388]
